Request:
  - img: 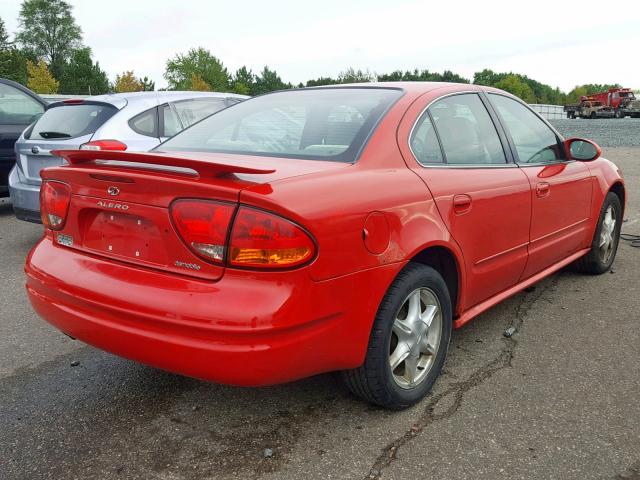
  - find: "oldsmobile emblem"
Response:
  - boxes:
[97,200,129,211]
[107,186,120,196]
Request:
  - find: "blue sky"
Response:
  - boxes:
[1,0,638,91]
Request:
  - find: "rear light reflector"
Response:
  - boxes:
[80,139,128,151]
[40,181,72,230]
[170,200,235,264]
[229,208,315,268]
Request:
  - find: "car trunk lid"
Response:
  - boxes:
[41,150,346,281]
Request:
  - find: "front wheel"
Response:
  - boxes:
[574,192,622,274]
[342,263,452,409]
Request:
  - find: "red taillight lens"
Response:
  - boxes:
[80,140,128,151]
[229,207,316,268]
[40,181,71,230]
[170,199,235,264]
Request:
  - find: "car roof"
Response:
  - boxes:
[81,91,249,109]
[0,77,48,107]
[303,81,481,94]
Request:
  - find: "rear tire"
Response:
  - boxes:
[342,263,452,409]
[574,192,622,274]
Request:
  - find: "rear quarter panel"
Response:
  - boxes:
[239,89,465,286]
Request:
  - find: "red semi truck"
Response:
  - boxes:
[564,87,640,119]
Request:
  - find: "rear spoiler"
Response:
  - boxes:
[51,150,276,176]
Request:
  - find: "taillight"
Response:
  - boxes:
[40,180,71,230]
[170,199,235,264]
[229,207,315,268]
[80,140,128,151]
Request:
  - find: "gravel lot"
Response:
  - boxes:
[550,117,640,147]
[1,147,639,480]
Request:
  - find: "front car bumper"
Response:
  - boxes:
[26,236,401,386]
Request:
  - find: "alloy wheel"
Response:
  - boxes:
[389,287,442,389]
[599,205,617,263]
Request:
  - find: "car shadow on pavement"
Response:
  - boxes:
[0,198,14,217]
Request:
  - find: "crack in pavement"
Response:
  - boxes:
[365,276,561,480]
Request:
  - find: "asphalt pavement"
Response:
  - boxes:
[1,148,639,480]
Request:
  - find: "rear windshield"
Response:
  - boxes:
[157,88,403,162]
[26,102,117,140]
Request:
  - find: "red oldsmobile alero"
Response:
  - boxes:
[25,83,625,409]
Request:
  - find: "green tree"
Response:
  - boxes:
[26,58,58,93]
[16,0,83,78]
[337,68,375,83]
[58,47,109,95]
[139,76,155,91]
[164,47,230,91]
[494,74,536,103]
[377,68,470,83]
[0,17,10,49]
[113,71,143,93]
[305,76,339,87]
[231,66,254,95]
[253,66,290,94]
[189,73,211,91]
[0,17,28,84]
[0,48,28,84]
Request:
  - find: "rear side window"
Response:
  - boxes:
[0,82,44,125]
[162,98,228,137]
[129,108,158,137]
[410,113,444,164]
[26,103,117,140]
[488,94,563,164]
[429,94,506,165]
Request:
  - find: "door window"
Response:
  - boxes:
[488,94,563,164]
[0,83,44,125]
[428,94,506,165]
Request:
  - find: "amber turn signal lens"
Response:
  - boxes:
[229,207,315,268]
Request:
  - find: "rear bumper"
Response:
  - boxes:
[26,237,401,386]
[8,165,41,215]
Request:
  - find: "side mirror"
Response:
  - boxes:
[565,137,601,162]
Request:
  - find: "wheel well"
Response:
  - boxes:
[410,246,460,315]
[610,182,626,214]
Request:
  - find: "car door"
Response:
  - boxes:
[486,93,592,279]
[0,80,46,194]
[401,92,532,309]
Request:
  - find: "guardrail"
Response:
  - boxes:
[529,104,565,120]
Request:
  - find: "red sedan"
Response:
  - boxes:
[26,83,625,409]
